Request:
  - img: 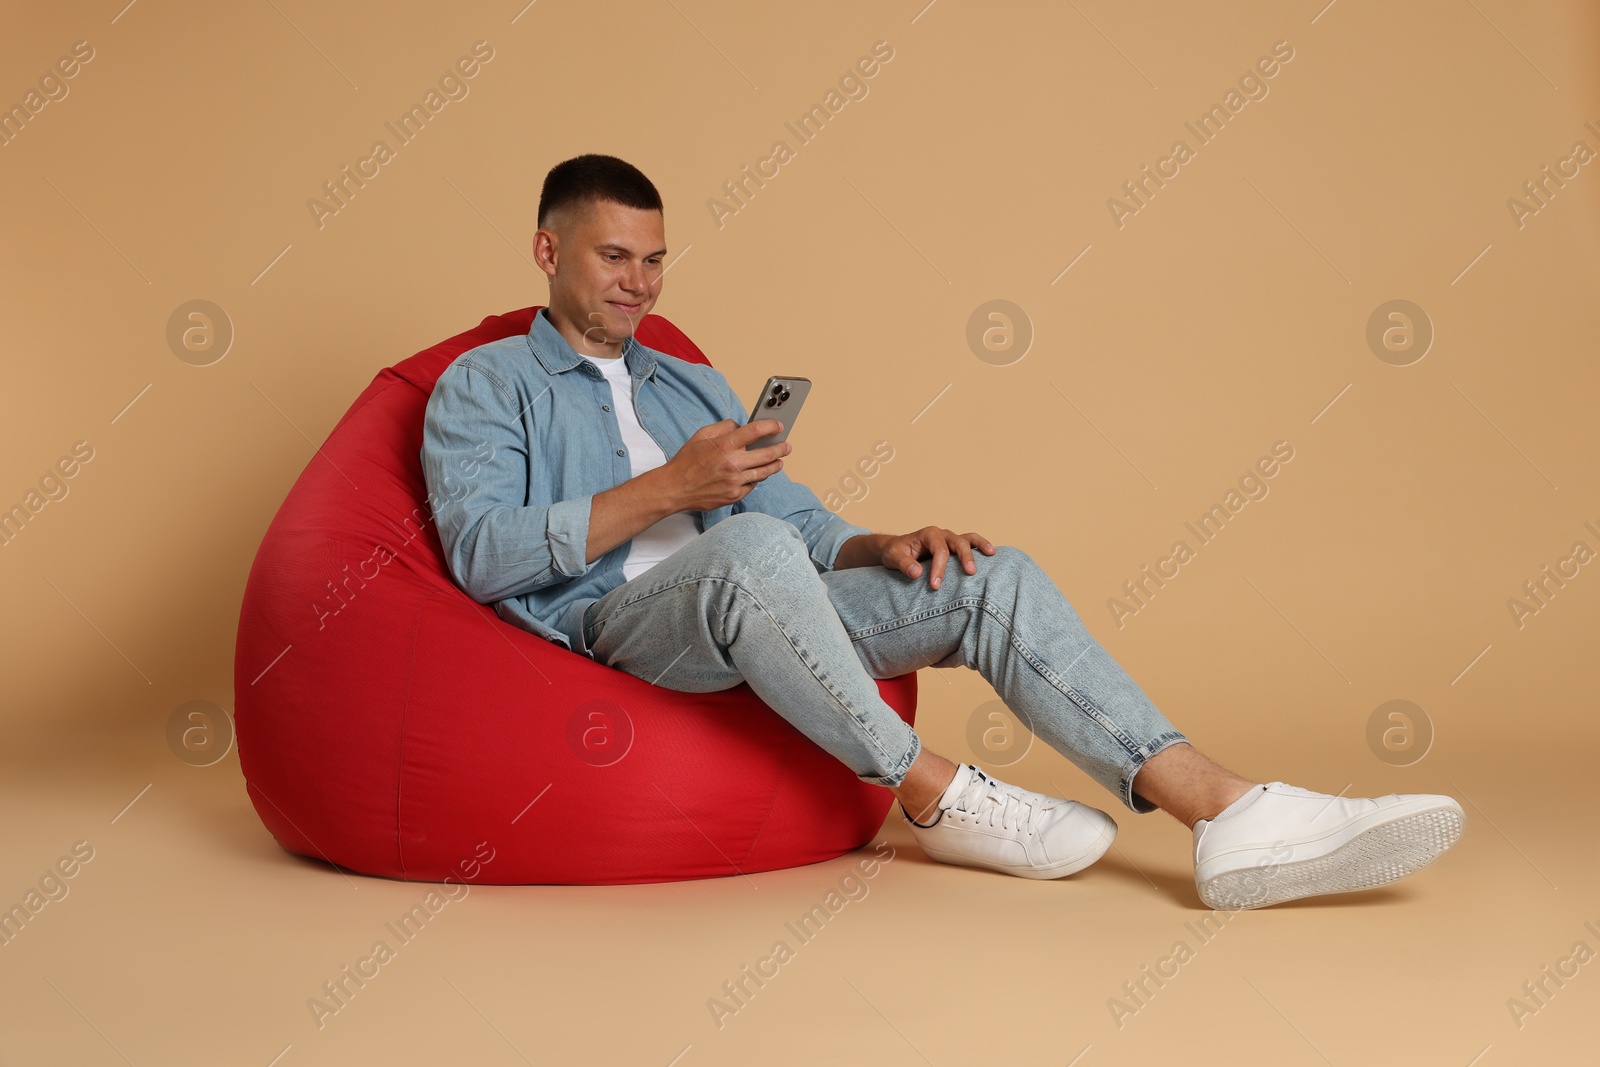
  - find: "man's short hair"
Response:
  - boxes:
[537,154,663,231]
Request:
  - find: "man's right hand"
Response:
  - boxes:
[661,419,790,511]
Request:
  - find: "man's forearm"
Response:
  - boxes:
[585,469,683,565]
[834,531,889,571]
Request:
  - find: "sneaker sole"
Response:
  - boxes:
[917,816,1118,880]
[1196,804,1464,910]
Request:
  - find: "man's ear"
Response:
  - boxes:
[532,228,560,279]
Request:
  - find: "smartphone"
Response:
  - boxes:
[745,376,811,450]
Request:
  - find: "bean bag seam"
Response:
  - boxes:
[737,768,782,868]
[395,585,441,880]
[327,377,421,442]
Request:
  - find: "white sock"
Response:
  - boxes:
[1211,783,1266,821]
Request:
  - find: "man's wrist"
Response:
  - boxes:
[834,532,886,571]
[635,466,683,523]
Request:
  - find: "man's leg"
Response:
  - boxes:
[585,518,1248,824]
[1130,740,1257,829]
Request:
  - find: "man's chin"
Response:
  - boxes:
[604,304,648,332]
[581,308,644,346]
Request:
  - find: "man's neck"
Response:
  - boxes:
[544,305,626,361]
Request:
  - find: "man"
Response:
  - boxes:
[421,154,1464,908]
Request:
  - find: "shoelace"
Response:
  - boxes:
[950,772,1048,836]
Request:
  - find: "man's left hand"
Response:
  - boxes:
[880,527,997,589]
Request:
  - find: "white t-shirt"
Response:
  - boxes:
[585,352,702,581]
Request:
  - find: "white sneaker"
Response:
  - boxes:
[902,764,1117,879]
[1193,782,1465,910]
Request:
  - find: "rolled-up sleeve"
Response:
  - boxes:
[704,366,874,573]
[421,359,595,602]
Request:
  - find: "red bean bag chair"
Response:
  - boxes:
[233,306,918,885]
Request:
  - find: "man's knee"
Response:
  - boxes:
[696,513,828,623]
[981,544,1082,618]
[980,544,1035,583]
[704,512,809,567]
[710,510,799,540]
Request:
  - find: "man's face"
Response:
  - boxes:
[538,199,666,349]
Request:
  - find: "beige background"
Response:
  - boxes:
[3,1,1597,1063]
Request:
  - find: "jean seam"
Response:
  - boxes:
[1003,612,1145,758]
[867,728,920,788]
[594,572,909,775]
[582,600,605,650]
[844,595,987,639]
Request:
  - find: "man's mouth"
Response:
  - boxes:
[608,300,642,313]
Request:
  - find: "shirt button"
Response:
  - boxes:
[602,404,611,411]
[616,448,625,456]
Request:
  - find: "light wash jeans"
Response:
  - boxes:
[580,511,1188,813]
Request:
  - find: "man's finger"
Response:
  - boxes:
[887,540,920,579]
[954,536,977,574]
[927,539,950,589]
[733,418,783,442]
[695,419,738,440]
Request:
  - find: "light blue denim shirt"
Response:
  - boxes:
[420,308,874,660]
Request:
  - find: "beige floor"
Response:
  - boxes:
[4,665,1595,1066]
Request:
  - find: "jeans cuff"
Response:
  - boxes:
[857,725,922,788]
[1123,731,1189,813]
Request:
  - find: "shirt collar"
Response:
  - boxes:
[526,306,656,379]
